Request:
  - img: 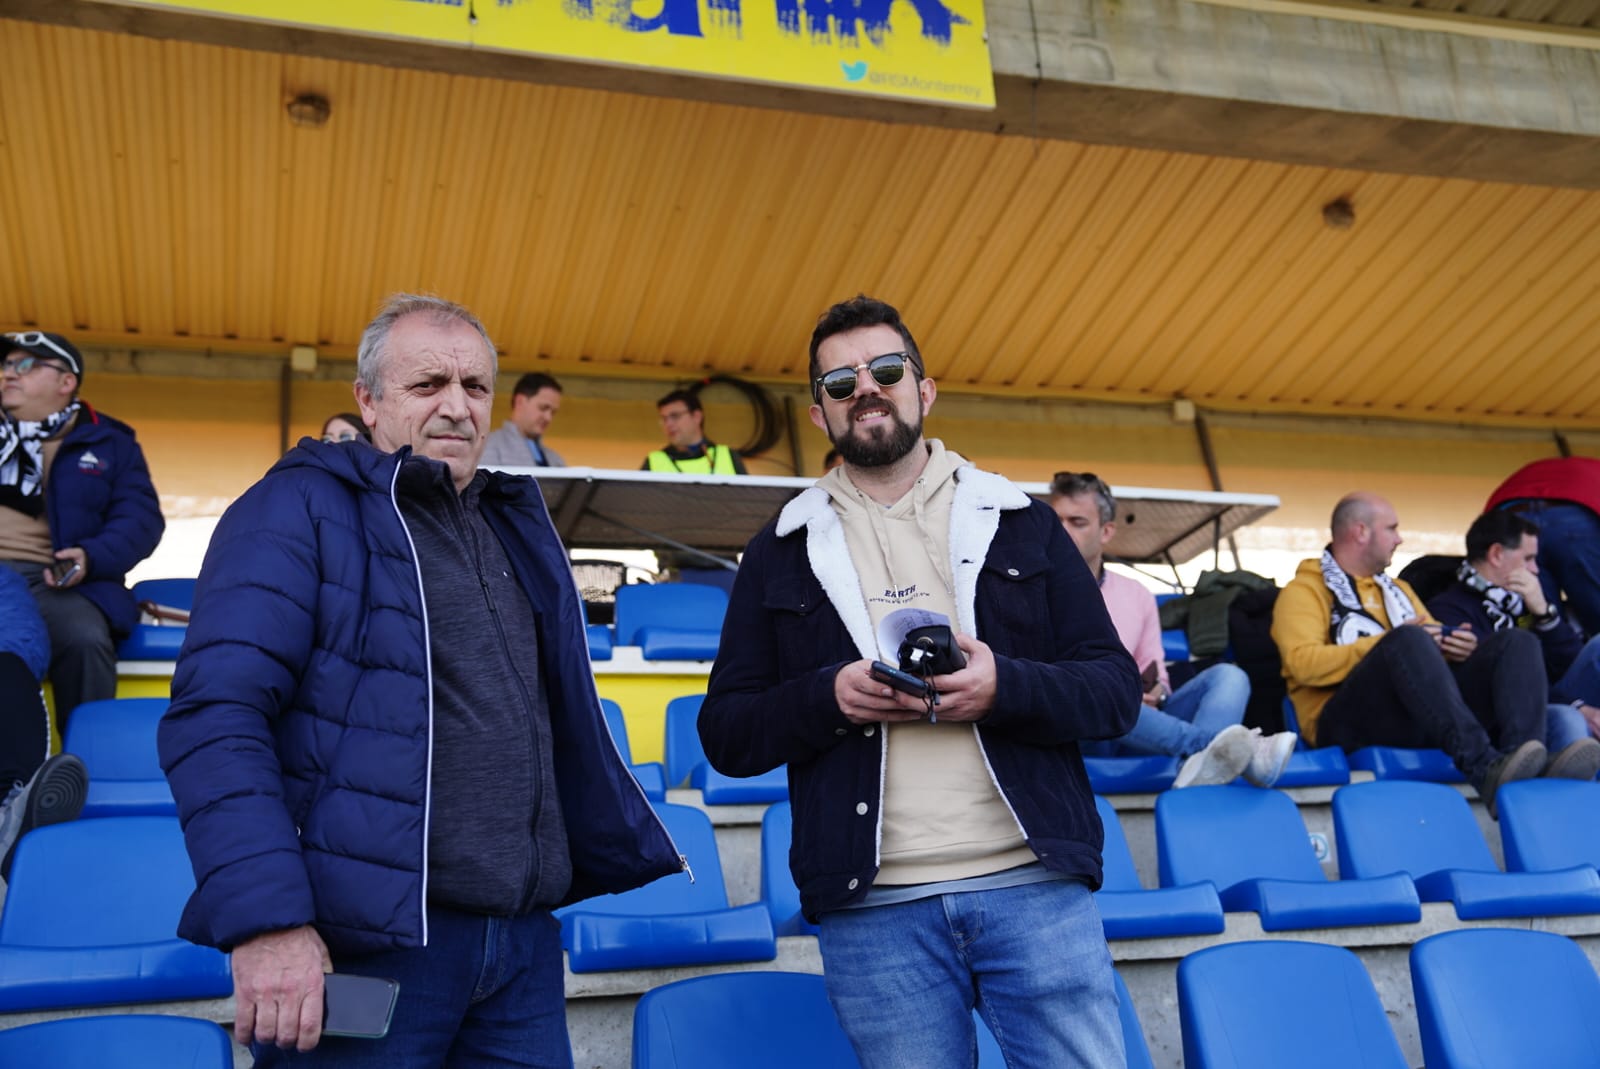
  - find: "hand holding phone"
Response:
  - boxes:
[53,560,82,586]
[870,661,933,700]
[322,973,400,1039]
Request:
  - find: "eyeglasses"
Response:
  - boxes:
[0,354,69,377]
[4,332,78,371]
[814,352,914,402]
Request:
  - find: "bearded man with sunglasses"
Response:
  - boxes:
[0,331,163,725]
[700,295,1139,1068]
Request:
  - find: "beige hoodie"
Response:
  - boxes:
[823,441,1033,886]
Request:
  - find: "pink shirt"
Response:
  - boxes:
[1099,570,1169,694]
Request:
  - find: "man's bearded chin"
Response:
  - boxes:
[830,405,923,469]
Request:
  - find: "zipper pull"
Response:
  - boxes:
[679,854,696,883]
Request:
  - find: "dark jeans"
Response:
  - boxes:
[2,560,116,731]
[0,653,49,787]
[1317,626,1546,786]
[1512,501,1600,640]
[253,907,573,1068]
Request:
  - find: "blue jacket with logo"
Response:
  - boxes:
[158,440,680,955]
[46,405,164,636]
[699,464,1139,922]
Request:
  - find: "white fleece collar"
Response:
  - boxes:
[776,456,1031,657]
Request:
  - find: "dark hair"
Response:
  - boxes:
[321,412,370,442]
[512,372,562,398]
[1048,471,1115,525]
[656,388,702,413]
[808,295,924,401]
[1466,510,1539,563]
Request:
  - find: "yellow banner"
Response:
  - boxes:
[111,0,995,108]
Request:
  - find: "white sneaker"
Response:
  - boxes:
[1243,729,1298,787]
[1174,724,1255,788]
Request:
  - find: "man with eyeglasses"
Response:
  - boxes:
[1049,471,1297,788]
[642,389,746,474]
[0,330,163,726]
[700,295,1139,1068]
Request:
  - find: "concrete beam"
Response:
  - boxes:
[7,0,1600,189]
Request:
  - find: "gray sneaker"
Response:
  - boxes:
[1545,738,1600,781]
[0,753,90,881]
[1243,729,1299,788]
[1174,724,1255,788]
[1478,740,1547,820]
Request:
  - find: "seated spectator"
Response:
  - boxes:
[1428,510,1600,778]
[1049,472,1295,787]
[480,372,566,468]
[0,331,163,727]
[320,412,370,444]
[1273,492,1550,814]
[1486,456,1600,637]
[643,389,746,474]
[0,565,87,887]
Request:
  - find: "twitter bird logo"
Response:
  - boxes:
[841,61,868,82]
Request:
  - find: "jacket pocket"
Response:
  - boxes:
[978,543,1052,656]
[764,573,831,678]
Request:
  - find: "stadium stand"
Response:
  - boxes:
[1334,779,1600,919]
[61,697,175,818]
[1156,785,1421,930]
[613,584,727,661]
[556,802,776,973]
[0,817,231,1012]
[0,1013,232,1067]
[1095,795,1226,939]
[600,699,666,801]
[663,694,787,803]
[1179,940,1408,1068]
[1411,928,1600,1069]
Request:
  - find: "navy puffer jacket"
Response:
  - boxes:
[158,440,680,955]
[46,405,164,636]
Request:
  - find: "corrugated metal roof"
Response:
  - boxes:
[1,17,1597,427]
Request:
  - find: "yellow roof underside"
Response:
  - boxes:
[2,18,1598,427]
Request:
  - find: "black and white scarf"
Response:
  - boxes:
[1321,545,1416,645]
[0,403,79,517]
[1455,561,1522,632]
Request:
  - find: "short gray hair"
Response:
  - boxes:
[1048,471,1116,525]
[355,293,497,399]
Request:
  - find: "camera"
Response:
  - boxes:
[897,625,966,677]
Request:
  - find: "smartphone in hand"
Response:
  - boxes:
[323,973,400,1039]
[54,560,82,586]
[870,660,933,700]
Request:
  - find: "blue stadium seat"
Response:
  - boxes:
[0,1014,232,1067]
[1334,780,1600,919]
[1154,592,1188,663]
[1084,755,1179,794]
[62,697,176,817]
[759,801,818,937]
[1272,747,1351,787]
[1348,746,1466,783]
[130,578,196,611]
[556,802,775,973]
[1412,928,1600,1069]
[1156,786,1420,930]
[586,623,614,661]
[614,584,727,660]
[664,694,787,803]
[1094,795,1224,939]
[1179,940,1408,1068]
[600,699,665,801]
[1496,778,1600,874]
[633,971,858,1068]
[0,817,231,1012]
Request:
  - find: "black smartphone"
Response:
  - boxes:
[870,660,932,699]
[54,560,82,585]
[323,973,400,1039]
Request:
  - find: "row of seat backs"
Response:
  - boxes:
[1180,929,1600,1069]
[632,969,1154,1069]
[1106,780,1600,935]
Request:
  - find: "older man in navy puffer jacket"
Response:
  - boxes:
[159,294,679,1067]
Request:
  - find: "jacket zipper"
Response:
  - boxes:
[387,463,434,948]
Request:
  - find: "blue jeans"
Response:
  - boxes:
[817,879,1124,1069]
[1553,635,1600,708]
[1511,501,1600,639]
[253,907,573,1068]
[1085,662,1249,759]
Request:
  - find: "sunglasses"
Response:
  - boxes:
[322,431,362,443]
[814,352,914,402]
[4,332,78,372]
[0,354,69,377]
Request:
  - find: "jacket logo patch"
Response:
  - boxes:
[77,450,108,474]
